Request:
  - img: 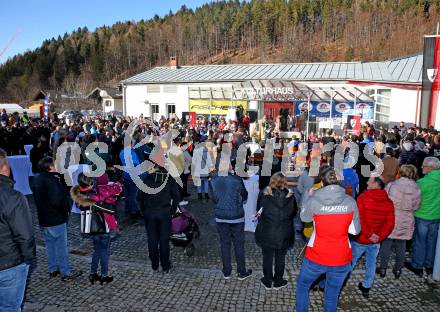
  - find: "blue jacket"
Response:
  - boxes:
[210,174,248,222]
[361,137,374,144]
[119,148,141,180]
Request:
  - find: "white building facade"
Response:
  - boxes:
[121,54,437,128]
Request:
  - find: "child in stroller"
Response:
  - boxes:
[171,206,200,256]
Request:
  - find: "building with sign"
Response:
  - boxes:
[121,53,440,129]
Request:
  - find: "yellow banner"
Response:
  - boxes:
[189,99,247,115]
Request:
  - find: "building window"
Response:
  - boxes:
[105,100,112,107]
[373,88,391,124]
[151,105,159,114]
[147,85,161,93]
[376,113,389,123]
[163,85,177,93]
[376,104,390,115]
[167,104,176,118]
[377,89,391,97]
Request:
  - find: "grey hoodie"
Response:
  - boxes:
[301,185,360,232]
[301,184,361,266]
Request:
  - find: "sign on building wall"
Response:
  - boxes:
[347,115,362,135]
[189,99,247,115]
[294,100,374,119]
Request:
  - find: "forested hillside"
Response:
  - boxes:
[1,0,440,103]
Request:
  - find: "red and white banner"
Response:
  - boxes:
[429,37,440,127]
[421,36,440,128]
[182,112,197,126]
[347,115,361,135]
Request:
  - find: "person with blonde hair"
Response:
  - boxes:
[255,172,297,290]
[377,165,421,279]
[296,167,360,311]
[381,147,400,184]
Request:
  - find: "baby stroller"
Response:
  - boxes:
[171,207,200,256]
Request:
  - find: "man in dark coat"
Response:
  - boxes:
[0,126,10,154]
[0,148,35,310]
[136,164,180,273]
[210,165,252,280]
[355,143,374,195]
[31,156,80,281]
[407,141,428,178]
[399,140,415,165]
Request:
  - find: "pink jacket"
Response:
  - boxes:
[88,183,122,231]
[385,177,421,240]
[89,183,122,205]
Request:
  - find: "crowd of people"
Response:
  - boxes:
[0,108,440,311]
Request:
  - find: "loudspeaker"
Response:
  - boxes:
[279,108,289,131]
[280,108,289,117]
[236,106,244,120]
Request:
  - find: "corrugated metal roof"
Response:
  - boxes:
[386,54,422,84]
[122,54,423,85]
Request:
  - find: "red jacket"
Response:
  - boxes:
[356,189,395,244]
[242,116,250,128]
[301,185,361,266]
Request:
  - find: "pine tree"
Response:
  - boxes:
[1,0,440,103]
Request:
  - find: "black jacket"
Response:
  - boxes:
[31,172,71,227]
[255,188,297,250]
[29,144,50,174]
[408,150,428,178]
[136,169,180,215]
[0,174,36,270]
[399,149,415,165]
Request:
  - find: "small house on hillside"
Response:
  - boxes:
[86,87,123,113]
[30,89,95,112]
[29,90,55,114]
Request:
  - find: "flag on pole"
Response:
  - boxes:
[44,96,49,120]
[421,36,440,128]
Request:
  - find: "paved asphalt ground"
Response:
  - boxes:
[23,186,440,312]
